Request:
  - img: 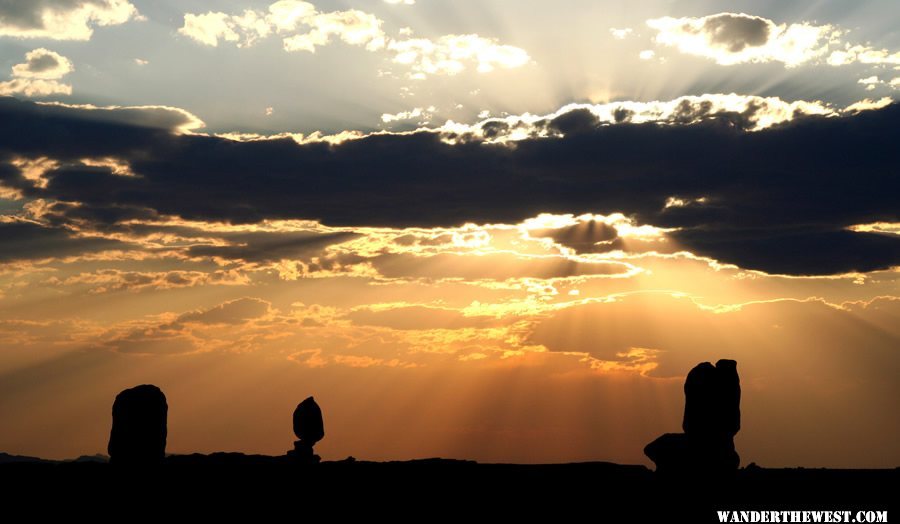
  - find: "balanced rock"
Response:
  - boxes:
[644,359,741,477]
[288,396,324,463]
[108,385,168,465]
[683,359,740,438]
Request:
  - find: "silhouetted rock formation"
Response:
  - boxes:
[287,396,324,463]
[108,385,167,465]
[683,360,740,438]
[644,359,740,477]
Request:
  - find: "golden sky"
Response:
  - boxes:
[1,0,898,467]
[1,212,897,466]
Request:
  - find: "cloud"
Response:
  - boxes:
[528,217,620,253]
[371,252,636,281]
[107,333,197,355]
[609,28,632,40]
[826,45,900,66]
[184,230,359,263]
[179,1,529,77]
[11,48,73,79]
[0,0,140,40]
[388,34,530,77]
[177,297,271,325]
[0,78,71,98]
[673,227,900,275]
[281,9,386,53]
[843,97,892,113]
[0,219,126,263]
[381,106,435,124]
[3,99,205,135]
[646,12,839,66]
[858,76,882,91]
[520,213,680,258]
[645,12,900,69]
[1,95,898,275]
[178,2,386,51]
[179,11,268,48]
[97,297,324,355]
[0,49,73,97]
[57,269,250,294]
[383,0,415,5]
[441,94,834,139]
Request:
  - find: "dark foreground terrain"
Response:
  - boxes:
[0,453,894,521]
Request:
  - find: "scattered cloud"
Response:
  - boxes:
[177,297,271,325]
[387,34,531,77]
[858,76,882,91]
[280,9,386,53]
[384,0,415,5]
[843,97,893,113]
[645,11,900,70]
[0,0,140,40]
[639,49,655,60]
[646,12,840,67]
[179,10,273,48]
[180,1,529,78]
[56,269,250,294]
[11,48,74,79]
[381,106,435,124]
[0,48,73,97]
[609,27,632,40]
[826,44,900,66]
[133,58,148,66]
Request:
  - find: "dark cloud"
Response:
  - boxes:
[672,227,900,275]
[529,219,620,253]
[479,120,510,140]
[612,107,633,123]
[0,0,89,29]
[0,0,137,39]
[1,96,898,275]
[547,108,601,135]
[185,230,359,263]
[0,220,126,262]
[18,49,64,75]
[39,200,160,227]
[702,13,770,52]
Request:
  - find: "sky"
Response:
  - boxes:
[0,0,898,467]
